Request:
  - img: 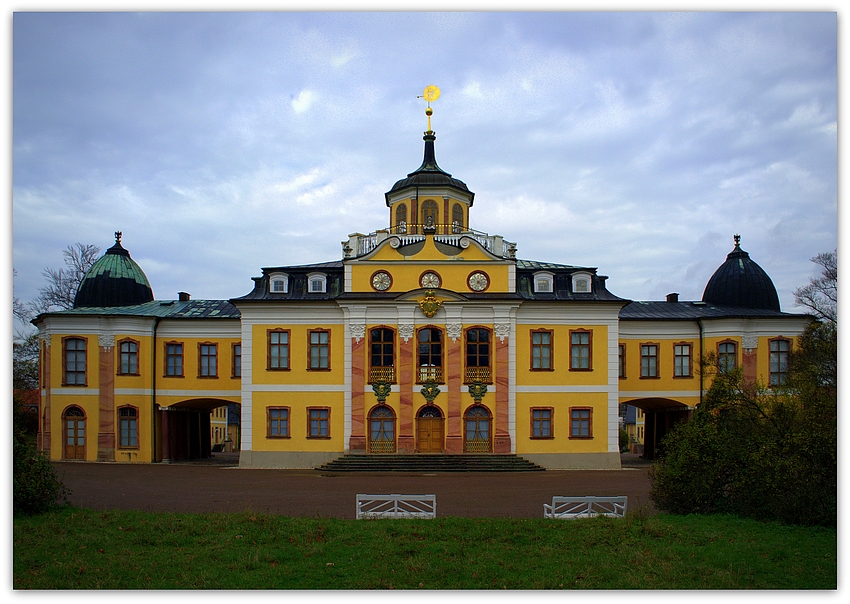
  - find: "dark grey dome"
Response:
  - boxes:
[385,131,474,203]
[702,236,780,311]
[74,233,154,308]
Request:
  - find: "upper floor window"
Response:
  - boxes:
[417,327,443,383]
[369,328,395,383]
[269,272,289,294]
[531,329,553,370]
[268,330,290,370]
[63,337,87,386]
[199,343,218,378]
[533,271,554,293]
[118,339,139,375]
[769,338,791,386]
[421,200,438,226]
[307,273,327,294]
[395,203,407,233]
[718,340,737,373]
[640,344,658,378]
[618,344,626,378]
[465,327,491,383]
[309,329,330,370]
[232,343,241,378]
[452,203,463,232]
[118,406,138,448]
[572,272,592,294]
[570,329,592,371]
[165,342,183,377]
[673,343,692,378]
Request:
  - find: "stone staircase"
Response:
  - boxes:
[317,453,545,473]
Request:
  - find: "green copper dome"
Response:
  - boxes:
[74,233,154,308]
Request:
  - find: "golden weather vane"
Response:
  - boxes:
[417,85,441,131]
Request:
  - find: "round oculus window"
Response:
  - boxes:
[371,271,392,291]
[468,271,489,292]
[420,271,441,289]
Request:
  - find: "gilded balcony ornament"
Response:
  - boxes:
[420,378,441,403]
[468,381,488,403]
[419,290,442,318]
[372,381,392,403]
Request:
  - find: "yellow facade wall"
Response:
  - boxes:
[515,325,609,387]
[515,392,609,454]
[251,390,345,452]
[351,261,511,294]
[250,324,345,385]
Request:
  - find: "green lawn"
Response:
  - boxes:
[14,507,836,589]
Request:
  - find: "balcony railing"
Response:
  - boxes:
[343,225,517,259]
[464,438,492,453]
[417,366,444,383]
[464,367,492,384]
[368,366,395,384]
[369,438,396,454]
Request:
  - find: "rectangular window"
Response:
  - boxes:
[232,344,241,378]
[570,407,592,438]
[531,408,553,438]
[369,328,395,383]
[309,330,330,370]
[308,407,330,438]
[267,407,290,438]
[570,329,592,371]
[673,343,692,377]
[417,328,443,383]
[718,341,737,373]
[640,344,658,378]
[118,339,139,375]
[199,343,217,378]
[465,327,491,383]
[165,342,183,377]
[268,330,290,370]
[769,339,791,386]
[531,330,553,370]
[119,407,138,448]
[618,344,626,378]
[63,337,87,385]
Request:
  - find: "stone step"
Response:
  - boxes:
[318,454,545,472]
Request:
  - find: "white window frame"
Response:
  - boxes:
[268,272,289,294]
[533,271,554,293]
[307,272,327,294]
[572,271,592,294]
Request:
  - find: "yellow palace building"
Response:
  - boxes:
[33,97,811,469]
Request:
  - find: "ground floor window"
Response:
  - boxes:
[268,407,290,438]
[531,407,553,438]
[308,407,330,438]
[464,405,492,453]
[369,405,396,453]
[118,406,138,448]
[570,407,592,439]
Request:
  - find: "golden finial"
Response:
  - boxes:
[417,85,441,132]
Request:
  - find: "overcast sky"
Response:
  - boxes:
[11,9,837,326]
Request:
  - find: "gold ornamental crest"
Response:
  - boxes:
[418,290,442,318]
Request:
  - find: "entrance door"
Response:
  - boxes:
[63,406,86,460]
[464,405,492,453]
[417,406,444,453]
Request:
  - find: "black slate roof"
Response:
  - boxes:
[702,238,780,311]
[36,299,241,321]
[619,300,800,320]
[74,237,154,308]
[385,131,473,203]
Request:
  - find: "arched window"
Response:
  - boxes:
[464,405,492,453]
[369,405,396,453]
[452,203,463,232]
[421,200,438,227]
[395,203,407,233]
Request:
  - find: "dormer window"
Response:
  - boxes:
[269,273,289,294]
[533,271,554,294]
[307,273,327,294]
[572,272,592,294]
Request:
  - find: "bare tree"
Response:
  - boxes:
[30,243,100,315]
[794,250,836,325]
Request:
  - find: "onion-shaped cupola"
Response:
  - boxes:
[702,234,780,311]
[74,231,154,308]
[385,86,474,234]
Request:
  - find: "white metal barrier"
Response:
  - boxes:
[356,494,437,519]
[543,496,628,519]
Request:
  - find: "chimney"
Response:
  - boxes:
[178,292,191,301]
[666,293,679,303]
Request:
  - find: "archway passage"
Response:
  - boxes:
[369,405,396,453]
[417,405,444,453]
[63,406,86,460]
[158,398,239,463]
[464,405,492,453]
[624,398,692,460]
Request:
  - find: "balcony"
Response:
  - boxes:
[343,224,517,259]
[464,366,492,384]
[417,366,444,384]
[368,366,395,384]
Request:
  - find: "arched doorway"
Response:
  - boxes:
[417,405,444,453]
[464,405,492,453]
[369,405,396,453]
[63,406,86,460]
[623,398,692,460]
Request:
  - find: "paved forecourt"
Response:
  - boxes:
[51,457,655,519]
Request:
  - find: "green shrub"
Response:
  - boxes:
[13,432,70,517]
